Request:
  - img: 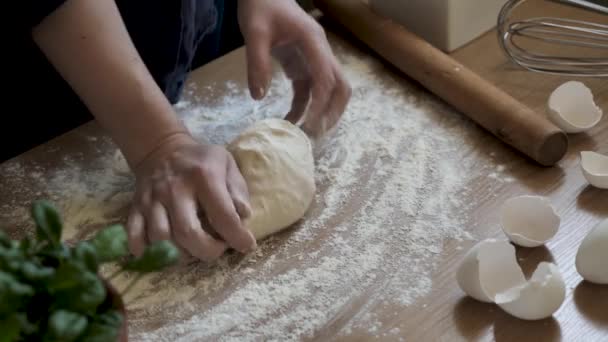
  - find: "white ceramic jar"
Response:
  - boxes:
[369,0,508,52]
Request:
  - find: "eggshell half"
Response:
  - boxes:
[495,262,566,320]
[456,239,526,302]
[500,196,560,247]
[580,151,608,190]
[547,81,603,133]
[576,219,608,284]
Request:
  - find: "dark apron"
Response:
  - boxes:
[3,0,242,162]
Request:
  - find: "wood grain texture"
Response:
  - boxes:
[315,0,568,166]
[0,1,606,341]
[354,1,608,341]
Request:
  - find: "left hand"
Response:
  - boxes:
[126,133,256,261]
[238,0,351,137]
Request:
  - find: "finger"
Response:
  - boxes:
[285,79,311,125]
[324,67,351,130]
[273,44,309,81]
[146,202,171,242]
[126,209,146,257]
[196,168,256,253]
[304,66,351,135]
[298,33,336,137]
[226,157,253,220]
[169,194,227,261]
[245,33,272,100]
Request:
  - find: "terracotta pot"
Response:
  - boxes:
[102,279,128,342]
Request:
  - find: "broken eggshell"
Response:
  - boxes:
[500,195,560,247]
[456,239,526,302]
[580,151,608,190]
[495,262,566,320]
[456,240,567,320]
[576,218,608,284]
[547,81,603,133]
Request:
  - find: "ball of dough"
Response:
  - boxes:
[227,118,316,240]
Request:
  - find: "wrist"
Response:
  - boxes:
[102,75,191,169]
[132,131,198,174]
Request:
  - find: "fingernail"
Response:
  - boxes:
[237,239,256,254]
[243,241,257,254]
[243,204,253,219]
[235,198,252,219]
[252,86,263,100]
[257,86,266,99]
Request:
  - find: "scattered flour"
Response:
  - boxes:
[0,39,502,340]
[487,163,515,183]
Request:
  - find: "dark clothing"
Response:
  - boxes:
[3,0,243,162]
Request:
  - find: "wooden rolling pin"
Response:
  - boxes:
[313,0,568,166]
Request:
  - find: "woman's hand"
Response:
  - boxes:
[33,0,257,261]
[238,0,351,137]
[127,133,256,260]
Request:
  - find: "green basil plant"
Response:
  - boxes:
[0,200,180,342]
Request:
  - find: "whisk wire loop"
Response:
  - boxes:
[498,0,608,77]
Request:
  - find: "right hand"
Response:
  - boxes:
[126,133,256,261]
[238,0,351,138]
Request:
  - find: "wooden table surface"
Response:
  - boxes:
[394,2,608,341]
[1,1,607,341]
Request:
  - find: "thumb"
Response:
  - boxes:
[245,36,272,100]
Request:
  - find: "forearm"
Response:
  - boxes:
[32,0,187,168]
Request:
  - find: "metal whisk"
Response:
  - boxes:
[497,0,608,77]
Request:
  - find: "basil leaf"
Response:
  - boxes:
[31,200,62,247]
[45,310,87,342]
[123,240,179,273]
[15,313,37,336]
[0,229,10,248]
[52,270,106,315]
[38,243,71,266]
[18,236,37,256]
[48,260,85,291]
[48,259,107,314]
[73,242,99,273]
[78,310,123,342]
[90,225,128,263]
[96,310,123,329]
[0,314,21,342]
[78,322,119,342]
[0,245,25,273]
[20,261,55,283]
[0,314,37,341]
[0,271,34,315]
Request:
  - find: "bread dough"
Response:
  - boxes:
[228,118,316,240]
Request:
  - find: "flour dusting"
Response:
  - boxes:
[0,40,494,341]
